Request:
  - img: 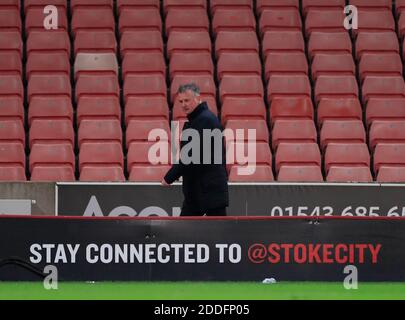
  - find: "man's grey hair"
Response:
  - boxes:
[177,83,201,96]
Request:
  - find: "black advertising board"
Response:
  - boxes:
[1,216,404,281]
[57,183,405,217]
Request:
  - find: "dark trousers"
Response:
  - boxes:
[180,203,227,216]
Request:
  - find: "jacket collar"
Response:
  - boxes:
[187,101,207,121]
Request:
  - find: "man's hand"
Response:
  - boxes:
[161,179,170,186]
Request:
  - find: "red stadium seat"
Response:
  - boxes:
[31,166,75,181]
[167,31,211,59]
[0,31,22,58]
[78,119,122,148]
[267,75,311,103]
[126,119,170,149]
[400,44,405,66]
[221,97,266,126]
[219,75,264,104]
[256,0,299,16]
[324,143,370,173]
[28,96,73,125]
[377,167,405,183]
[270,97,314,126]
[119,0,160,14]
[0,167,26,181]
[0,120,25,145]
[216,31,259,59]
[120,31,163,58]
[302,0,345,16]
[125,97,169,125]
[275,142,321,174]
[170,52,214,80]
[362,76,405,103]
[277,165,323,182]
[224,119,269,143]
[369,120,405,150]
[0,52,21,76]
[0,0,20,10]
[0,9,21,32]
[259,9,302,36]
[163,0,205,15]
[350,0,391,11]
[229,165,275,182]
[226,142,274,182]
[24,0,66,12]
[119,8,161,34]
[262,31,305,62]
[74,53,118,80]
[74,31,117,56]
[311,54,355,81]
[373,143,405,175]
[272,120,317,150]
[79,142,123,170]
[124,74,167,103]
[29,119,74,148]
[305,10,347,36]
[80,166,125,182]
[211,0,252,15]
[0,75,23,100]
[27,74,71,103]
[320,120,366,150]
[317,98,362,127]
[72,8,115,36]
[123,52,166,81]
[77,96,121,125]
[26,31,70,58]
[165,8,209,36]
[226,141,272,170]
[25,8,68,35]
[308,32,352,60]
[314,75,358,104]
[29,143,75,179]
[398,14,405,39]
[0,143,26,181]
[171,75,215,103]
[79,142,124,172]
[355,11,393,37]
[355,32,399,60]
[26,52,70,80]
[358,54,403,83]
[366,98,405,127]
[326,167,373,182]
[70,0,113,12]
[0,97,24,123]
[396,0,405,17]
[217,53,261,81]
[127,142,171,170]
[75,74,119,103]
[213,9,256,35]
[0,58,18,79]
[265,52,308,81]
[129,165,171,182]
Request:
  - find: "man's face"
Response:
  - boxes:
[177,90,201,115]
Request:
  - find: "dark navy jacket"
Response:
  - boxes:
[164,102,229,210]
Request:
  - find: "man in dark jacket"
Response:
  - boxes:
[162,83,229,216]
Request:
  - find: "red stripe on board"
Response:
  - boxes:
[0,215,405,221]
